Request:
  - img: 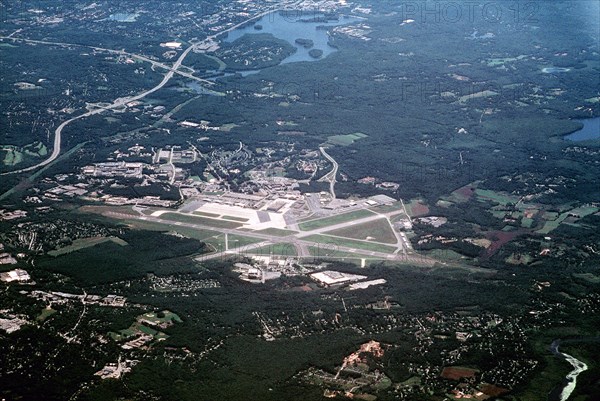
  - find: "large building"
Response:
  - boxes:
[0,269,30,283]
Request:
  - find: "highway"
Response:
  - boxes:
[318,147,338,199]
[0,2,294,177]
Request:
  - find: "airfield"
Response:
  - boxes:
[94,191,436,267]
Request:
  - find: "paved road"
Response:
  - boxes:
[0,36,214,85]
[1,39,199,176]
[0,2,291,176]
[318,147,338,199]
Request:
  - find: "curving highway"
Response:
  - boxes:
[1,3,290,177]
[318,147,338,199]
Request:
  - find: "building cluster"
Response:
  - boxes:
[27,290,126,307]
[95,358,139,380]
[0,209,27,221]
[0,315,29,334]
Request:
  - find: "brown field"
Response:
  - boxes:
[480,383,509,397]
[484,230,524,257]
[440,366,479,380]
[408,201,430,217]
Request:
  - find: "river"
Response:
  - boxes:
[549,340,589,401]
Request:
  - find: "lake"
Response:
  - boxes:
[223,11,361,66]
[564,117,600,141]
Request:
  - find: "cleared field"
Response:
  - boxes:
[325,218,397,244]
[325,132,368,146]
[521,217,534,228]
[115,218,221,242]
[445,185,476,203]
[227,234,263,248]
[79,204,140,216]
[475,189,518,205]
[424,249,468,262]
[193,211,220,218]
[160,212,242,229]
[140,311,182,325]
[247,243,297,256]
[440,366,479,380]
[307,246,375,260]
[404,199,429,217]
[301,234,397,254]
[368,201,406,214]
[49,236,128,256]
[299,209,376,231]
[572,273,600,284]
[254,228,297,237]
[537,206,598,234]
[37,307,56,322]
[222,215,249,222]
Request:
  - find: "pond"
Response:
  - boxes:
[108,13,139,23]
[564,117,600,141]
[542,67,570,74]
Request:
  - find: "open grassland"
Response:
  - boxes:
[160,212,242,229]
[227,234,263,248]
[404,199,429,217]
[536,205,598,234]
[307,246,376,260]
[79,204,140,216]
[325,218,397,244]
[193,211,220,218]
[253,228,297,237]
[475,189,519,205]
[113,218,221,242]
[368,201,406,214]
[301,234,397,254]
[49,236,128,256]
[299,209,376,231]
[247,243,297,257]
[221,215,249,222]
[325,132,368,146]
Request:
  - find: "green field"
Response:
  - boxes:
[325,132,368,146]
[521,217,534,228]
[113,218,222,242]
[48,236,128,256]
[368,201,406,214]
[160,212,242,229]
[299,209,376,231]
[222,215,249,222]
[193,211,220,218]
[325,218,397,244]
[536,206,598,234]
[227,234,263,249]
[307,246,375,260]
[36,307,56,322]
[404,199,429,217]
[247,243,297,257]
[254,228,297,237]
[301,234,398,254]
[475,189,519,205]
[1,141,47,166]
[110,310,180,342]
[572,273,600,284]
[139,310,183,325]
